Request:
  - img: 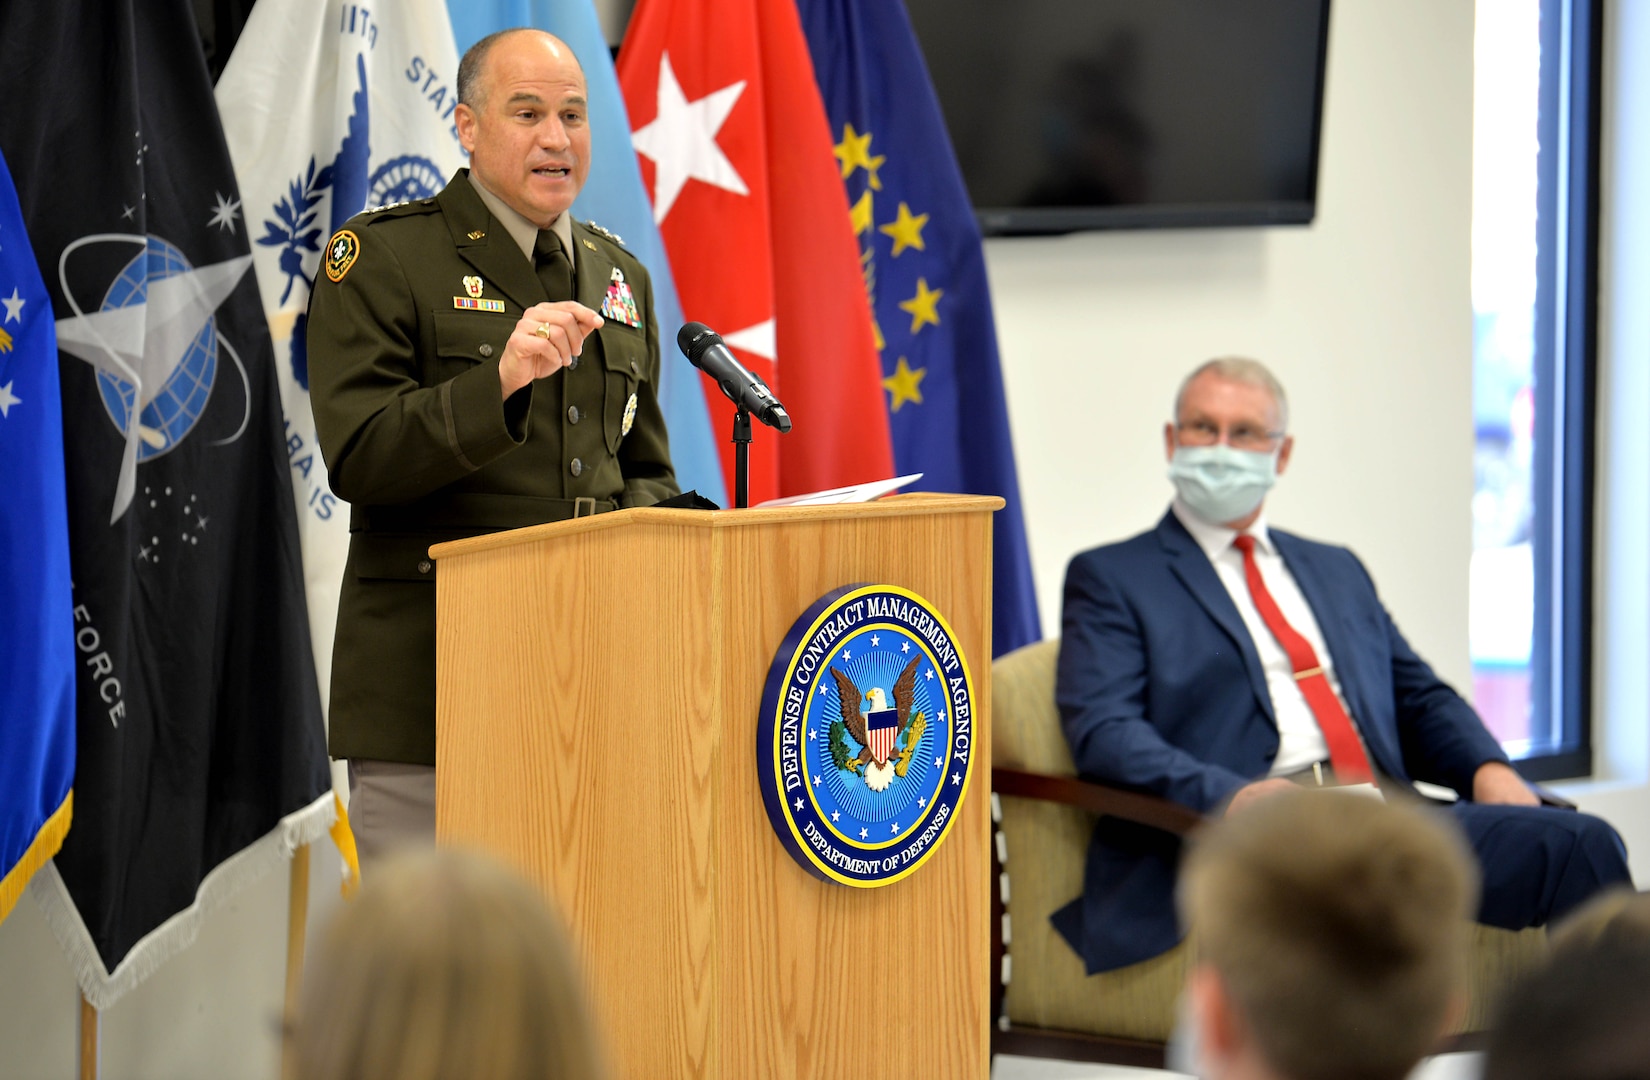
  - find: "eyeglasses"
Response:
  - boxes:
[1175,420,1284,453]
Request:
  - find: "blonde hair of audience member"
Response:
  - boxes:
[1179,791,1477,1080]
[287,848,606,1080]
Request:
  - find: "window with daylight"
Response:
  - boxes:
[1468,0,1599,779]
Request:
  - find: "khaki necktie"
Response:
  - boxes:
[534,229,573,302]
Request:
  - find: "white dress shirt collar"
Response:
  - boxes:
[1171,496,1276,559]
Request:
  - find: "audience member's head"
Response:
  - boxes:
[1544,883,1650,953]
[1481,887,1650,1080]
[1178,790,1477,1080]
[287,847,606,1080]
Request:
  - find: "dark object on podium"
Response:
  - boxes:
[651,489,721,511]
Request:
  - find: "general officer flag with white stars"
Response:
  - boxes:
[0,0,334,1007]
[797,0,1041,656]
[0,145,75,929]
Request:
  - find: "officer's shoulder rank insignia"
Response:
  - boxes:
[621,392,638,437]
[324,230,360,282]
[601,266,642,328]
[364,200,408,214]
[756,584,976,887]
[583,220,626,248]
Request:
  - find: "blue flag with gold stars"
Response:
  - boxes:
[797,0,1039,656]
[0,145,75,928]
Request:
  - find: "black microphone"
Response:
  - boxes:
[677,322,793,433]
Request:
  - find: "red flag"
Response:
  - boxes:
[619,0,893,503]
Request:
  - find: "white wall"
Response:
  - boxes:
[993,0,1478,690]
[0,853,345,1079]
[0,1,1643,1077]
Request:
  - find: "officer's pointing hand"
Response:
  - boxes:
[499,302,605,399]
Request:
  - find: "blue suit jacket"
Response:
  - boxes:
[1053,511,1508,974]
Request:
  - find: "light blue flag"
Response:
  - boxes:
[0,144,75,925]
[450,0,726,505]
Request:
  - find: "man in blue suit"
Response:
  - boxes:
[1053,357,1631,975]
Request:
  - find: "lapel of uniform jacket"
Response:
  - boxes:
[569,220,617,314]
[440,171,545,314]
[1157,511,1276,725]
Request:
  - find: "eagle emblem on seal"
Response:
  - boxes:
[828,656,926,792]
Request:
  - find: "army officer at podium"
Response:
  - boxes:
[307,29,678,865]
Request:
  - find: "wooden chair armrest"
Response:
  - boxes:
[992,767,1206,836]
[1534,784,1576,810]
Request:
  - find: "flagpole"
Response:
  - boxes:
[283,842,311,1073]
[78,993,97,1080]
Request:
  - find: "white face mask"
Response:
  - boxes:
[1168,443,1278,526]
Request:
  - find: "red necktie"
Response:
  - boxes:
[1232,534,1375,785]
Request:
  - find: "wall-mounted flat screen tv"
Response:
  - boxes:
[903,0,1332,234]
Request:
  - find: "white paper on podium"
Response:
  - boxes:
[754,473,924,508]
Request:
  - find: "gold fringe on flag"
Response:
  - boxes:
[0,790,72,924]
[329,792,361,898]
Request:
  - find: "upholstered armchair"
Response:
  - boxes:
[988,639,1550,1068]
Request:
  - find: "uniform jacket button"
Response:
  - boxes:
[569,354,581,370]
[569,458,583,477]
[479,343,493,358]
[567,405,581,424]
[629,359,639,375]
[417,559,432,575]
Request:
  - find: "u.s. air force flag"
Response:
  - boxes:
[0,0,334,1006]
[0,146,75,929]
[797,0,1042,655]
[217,0,468,714]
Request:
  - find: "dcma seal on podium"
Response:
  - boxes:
[757,584,976,886]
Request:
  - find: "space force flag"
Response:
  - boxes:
[797,0,1042,655]
[0,0,333,1006]
[0,146,75,928]
[217,0,469,719]
[449,0,728,506]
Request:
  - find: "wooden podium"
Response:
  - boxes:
[429,494,998,1079]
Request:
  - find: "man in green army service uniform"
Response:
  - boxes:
[307,28,679,864]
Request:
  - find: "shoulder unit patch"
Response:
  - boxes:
[324,229,360,282]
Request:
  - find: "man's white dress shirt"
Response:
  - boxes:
[1171,498,1356,776]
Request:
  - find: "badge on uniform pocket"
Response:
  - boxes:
[601,267,643,328]
[621,392,638,437]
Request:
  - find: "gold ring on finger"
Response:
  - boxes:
[534,322,552,340]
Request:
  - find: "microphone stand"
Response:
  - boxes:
[732,405,752,509]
